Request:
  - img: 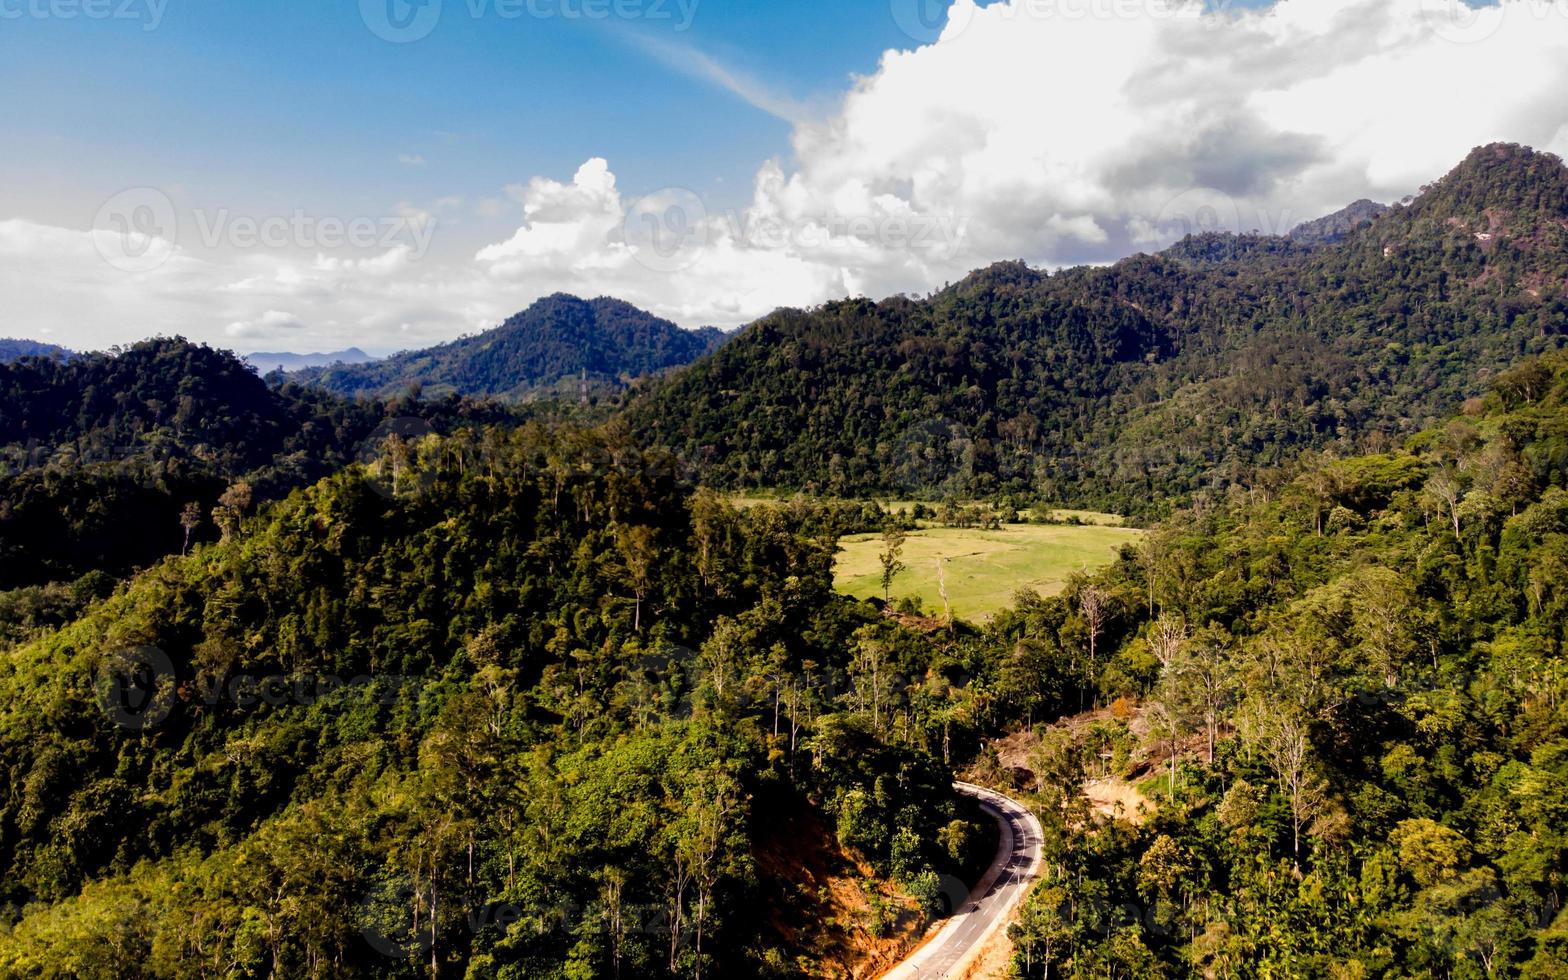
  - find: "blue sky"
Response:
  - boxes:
[0,0,938,234]
[1,0,1561,352]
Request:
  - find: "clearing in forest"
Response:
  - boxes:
[834,523,1144,622]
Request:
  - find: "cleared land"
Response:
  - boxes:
[835,523,1144,622]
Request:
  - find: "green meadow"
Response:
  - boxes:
[834,522,1145,622]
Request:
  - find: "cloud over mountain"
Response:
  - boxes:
[5,0,1566,349]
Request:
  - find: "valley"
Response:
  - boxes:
[1,143,1567,979]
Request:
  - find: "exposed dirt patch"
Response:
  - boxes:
[1084,777,1151,824]
[987,705,1166,824]
[753,805,928,978]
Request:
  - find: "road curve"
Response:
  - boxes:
[882,782,1044,980]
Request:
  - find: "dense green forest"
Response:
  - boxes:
[0,423,998,978]
[292,295,728,402]
[1000,354,1568,977]
[627,144,1568,517]
[0,338,538,629]
[0,337,360,597]
[4,141,1568,978]
[11,352,1568,977]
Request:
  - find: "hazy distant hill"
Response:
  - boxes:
[243,348,375,374]
[1288,198,1392,244]
[293,294,728,400]
[0,337,523,590]
[0,338,73,363]
[628,143,1568,515]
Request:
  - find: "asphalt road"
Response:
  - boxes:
[882,782,1044,979]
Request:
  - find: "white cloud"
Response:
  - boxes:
[466,0,1568,329]
[398,153,427,167]
[627,34,818,124]
[751,0,1568,275]
[225,310,306,339]
[5,0,1568,352]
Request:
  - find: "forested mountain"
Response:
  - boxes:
[293,294,728,401]
[1288,198,1391,245]
[0,339,73,363]
[0,337,338,475]
[1001,353,1568,977]
[627,144,1568,516]
[0,424,989,978]
[0,337,524,611]
[6,348,1568,977]
[6,143,1568,980]
[243,348,375,374]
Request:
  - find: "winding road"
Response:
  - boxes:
[882,782,1044,979]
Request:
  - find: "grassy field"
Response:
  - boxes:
[834,523,1145,622]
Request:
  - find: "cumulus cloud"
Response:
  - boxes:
[757,0,1568,272]
[225,310,305,339]
[6,0,1568,351]
[470,0,1568,327]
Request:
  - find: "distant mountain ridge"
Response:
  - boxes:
[0,338,73,363]
[293,294,728,400]
[1289,198,1392,244]
[244,348,375,374]
[0,336,527,591]
[626,143,1568,515]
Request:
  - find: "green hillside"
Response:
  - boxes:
[628,144,1568,517]
[294,294,727,401]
